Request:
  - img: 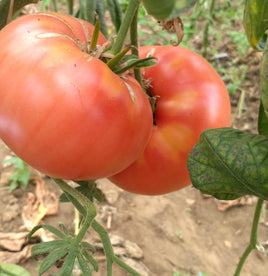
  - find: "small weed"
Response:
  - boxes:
[2,156,31,192]
[176,231,183,240]
[173,271,208,276]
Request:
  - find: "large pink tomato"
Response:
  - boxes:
[109,45,231,195]
[0,12,153,180]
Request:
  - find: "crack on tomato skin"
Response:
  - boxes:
[123,81,136,103]
[36,32,77,44]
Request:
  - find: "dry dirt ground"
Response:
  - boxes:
[0,8,268,276]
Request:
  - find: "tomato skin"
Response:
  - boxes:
[109,46,231,195]
[0,12,153,180]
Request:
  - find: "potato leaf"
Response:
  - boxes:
[187,127,268,200]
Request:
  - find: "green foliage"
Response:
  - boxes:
[187,128,268,201]
[0,263,31,276]
[261,41,268,119]
[140,0,197,21]
[29,179,142,276]
[215,64,248,95]
[28,224,98,275]
[0,0,38,29]
[227,30,250,53]
[243,0,268,51]
[3,157,30,192]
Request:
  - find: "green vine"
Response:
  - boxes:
[234,199,264,276]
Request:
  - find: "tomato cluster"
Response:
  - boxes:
[0,12,231,195]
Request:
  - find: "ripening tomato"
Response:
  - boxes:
[0,12,153,180]
[109,45,231,195]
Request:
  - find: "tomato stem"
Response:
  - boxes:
[109,0,139,55]
[53,179,142,275]
[90,19,101,52]
[233,198,264,276]
[130,3,143,86]
[106,46,131,69]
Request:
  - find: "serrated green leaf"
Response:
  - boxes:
[187,127,268,200]
[31,240,66,257]
[0,263,31,276]
[243,0,268,51]
[59,252,76,276]
[28,225,66,240]
[39,248,68,275]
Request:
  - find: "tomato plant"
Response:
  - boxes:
[109,45,231,195]
[0,0,266,275]
[0,12,153,180]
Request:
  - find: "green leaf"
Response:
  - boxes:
[38,248,68,275]
[261,41,268,115]
[81,241,96,253]
[140,0,197,20]
[59,252,76,276]
[187,127,268,201]
[31,240,67,257]
[113,55,157,74]
[82,249,99,271]
[0,263,31,276]
[243,0,268,51]
[77,254,94,275]
[168,0,198,20]
[8,181,19,193]
[258,100,268,136]
[27,225,66,240]
[60,180,102,203]
[0,0,39,29]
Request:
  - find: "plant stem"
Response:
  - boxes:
[233,198,264,276]
[67,0,73,15]
[109,0,139,55]
[92,220,142,276]
[202,0,216,58]
[130,2,143,87]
